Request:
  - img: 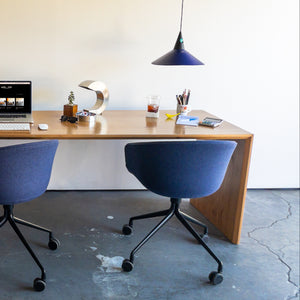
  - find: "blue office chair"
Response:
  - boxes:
[121,140,237,284]
[0,140,59,291]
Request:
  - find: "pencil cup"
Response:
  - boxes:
[177,104,191,116]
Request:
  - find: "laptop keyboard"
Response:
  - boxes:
[0,114,27,118]
[0,123,30,131]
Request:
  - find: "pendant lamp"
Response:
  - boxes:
[152,0,204,66]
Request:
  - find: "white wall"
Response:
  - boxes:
[0,0,298,188]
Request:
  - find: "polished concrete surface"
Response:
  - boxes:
[0,189,299,300]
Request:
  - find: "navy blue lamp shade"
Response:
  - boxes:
[152,0,204,66]
[152,31,204,66]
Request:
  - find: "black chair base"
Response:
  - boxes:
[121,198,223,285]
[0,205,60,291]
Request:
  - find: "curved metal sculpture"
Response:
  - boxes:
[79,80,109,115]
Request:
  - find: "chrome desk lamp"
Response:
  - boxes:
[79,80,109,115]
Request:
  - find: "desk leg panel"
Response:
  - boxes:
[190,137,253,244]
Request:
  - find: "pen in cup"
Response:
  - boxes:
[178,89,190,105]
[186,89,190,104]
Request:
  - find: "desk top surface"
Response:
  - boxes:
[0,110,252,140]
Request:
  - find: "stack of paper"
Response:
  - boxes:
[176,115,199,126]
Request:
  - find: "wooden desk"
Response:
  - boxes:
[1,110,253,244]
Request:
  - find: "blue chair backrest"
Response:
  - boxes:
[0,140,59,205]
[125,140,237,199]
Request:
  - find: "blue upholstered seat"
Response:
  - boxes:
[125,140,237,198]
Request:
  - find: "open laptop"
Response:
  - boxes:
[0,81,33,123]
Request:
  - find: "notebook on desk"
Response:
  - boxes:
[0,81,33,123]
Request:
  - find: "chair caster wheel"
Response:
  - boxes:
[48,237,60,250]
[122,224,133,235]
[201,234,209,243]
[33,278,46,291]
[122,259,134,272]
[209,271,223,285]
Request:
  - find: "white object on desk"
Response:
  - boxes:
[176,115,199,126]
[38,124,48,130]
[146,111,159,118]
[0,123,30,131]
[177,104,192,116]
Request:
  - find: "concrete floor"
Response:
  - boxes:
[0,189,299,300]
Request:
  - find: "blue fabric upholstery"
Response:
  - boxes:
[0,140,58,205]
[125,140,237,199]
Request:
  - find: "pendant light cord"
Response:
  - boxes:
[179,0,184,32]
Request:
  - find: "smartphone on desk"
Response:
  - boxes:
[199,117,223,128]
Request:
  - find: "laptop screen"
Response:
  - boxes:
[0,81,31,114]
